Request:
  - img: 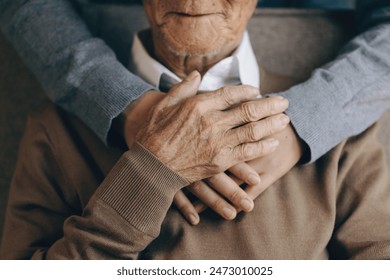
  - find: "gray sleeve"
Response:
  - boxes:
[274,2,390,162]
[0,0,155,144]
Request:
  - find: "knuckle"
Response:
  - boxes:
[199,115,209,131]
[256,100,269,116]
[233,129,244,145]
[210,198,225,211]
[229,190,241,204]
[235,168,245,179]
[207,174,219,185]
[246,123,259,141]
[265,117,277,135]
[178,204,192,214]
[267,99,277,113]
[256,141,266,155]
[210,153,228,173]
[234,146,245,161]
[243,144,255,157]
[267,98,282,114]
[221,86,237,106]
[189,182,203,194]
[241,102,258,122]
[210,159,223,173]
[234,145,250,162]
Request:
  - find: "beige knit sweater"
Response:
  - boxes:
[1,72,390,259]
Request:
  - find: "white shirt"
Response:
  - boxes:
[129,31,260,92]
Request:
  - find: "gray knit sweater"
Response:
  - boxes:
[1,0,390,162]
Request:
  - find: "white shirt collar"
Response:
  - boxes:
[129,31,260,92]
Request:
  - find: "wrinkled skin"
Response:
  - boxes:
[143,0,258,77]
[136,71,289,183]
[120,0,303,224]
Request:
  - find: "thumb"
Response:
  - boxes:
[164,71,201,106]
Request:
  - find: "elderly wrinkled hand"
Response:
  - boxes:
[136,71,289,183]
[123,72,292,224]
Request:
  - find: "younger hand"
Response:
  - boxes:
[174,162,260,224]
[122,90,165,148]
[174,123,304,224]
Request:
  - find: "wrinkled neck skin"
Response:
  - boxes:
[140,28,242,79]
[142,0,257,79]
[151,32,240,79]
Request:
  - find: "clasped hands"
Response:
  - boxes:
[122,71,303,225]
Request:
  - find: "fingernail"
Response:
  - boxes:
[186,71,200,81]
[222,207,236,220]
[279,115,290,126]
[248,174,261,185]
[189,213,199,225]
[240,198,254,212]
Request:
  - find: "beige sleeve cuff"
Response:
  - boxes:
[96,142,189,236]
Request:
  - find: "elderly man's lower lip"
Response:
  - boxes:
[169,12,220,18]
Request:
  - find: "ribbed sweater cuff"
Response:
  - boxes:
[76,59,156,145]
[96,142,189,236]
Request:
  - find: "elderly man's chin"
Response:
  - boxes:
[157,16,239,56]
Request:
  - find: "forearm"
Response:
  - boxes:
[34,143,188,260]
[0,0,154,143]
[276,19,390,162]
